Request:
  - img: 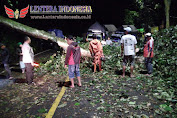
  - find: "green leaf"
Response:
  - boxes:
[58,103,67,108]
[129,101,136,105]
[140,114,149,118]
[74,102,80,106]
[38,108,47,113]
[160,104,173,112]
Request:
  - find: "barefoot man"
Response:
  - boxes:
[121,27,137,78]
[89,34,104,72]
[65,35,82,88]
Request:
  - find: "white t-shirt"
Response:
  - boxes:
[22,42,34,63]
[121,34,137,55]
[106,40,112,45]
[101,40,106,46]
[149,37,154,48]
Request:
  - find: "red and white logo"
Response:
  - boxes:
[4,5,29,19]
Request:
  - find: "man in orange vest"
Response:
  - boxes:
[143,33,154,76]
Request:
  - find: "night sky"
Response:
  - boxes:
[0,0,177,36]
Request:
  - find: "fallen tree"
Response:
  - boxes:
[0,16,91,57]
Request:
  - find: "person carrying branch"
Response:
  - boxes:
[89,34,104,72]
[143,33,154,76]
[64,35,82,88]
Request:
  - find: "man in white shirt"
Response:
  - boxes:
[22,36,34,85]
[101,39,106,46]
[106,37,113,45]
[121,27,137,78]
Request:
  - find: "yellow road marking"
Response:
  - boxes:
[45,76,69,118]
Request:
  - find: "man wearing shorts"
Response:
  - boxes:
[65,35,82,88]
[121,27,137,78]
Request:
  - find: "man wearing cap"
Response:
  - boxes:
[0,43,13,79]
[144,33,154,75]
[121,27,137,78]
[64,35,82,88]
[16,42,25,73]
[22,36,34,85]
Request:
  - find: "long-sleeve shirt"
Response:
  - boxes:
[22,42,34,63]
[65,42,81,65]
[143,37,154,57]
[0,48,9,64]
[89,39,103,64]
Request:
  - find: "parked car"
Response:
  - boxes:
[111,32,124,43]
[86,33,102,41]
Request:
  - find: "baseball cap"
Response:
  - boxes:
[145,33,152,37]
[124,27,132,32]
[17,42,22,46]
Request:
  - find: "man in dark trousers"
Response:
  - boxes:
[144,33,154,76]
[0,43,13,79]
[22,36,35,85]
[64,35,82,88]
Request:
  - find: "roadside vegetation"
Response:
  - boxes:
[0,26,176,117]
[34,26,177,117]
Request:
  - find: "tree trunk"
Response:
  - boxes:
[164,0,171,28]
[0,16,91,57]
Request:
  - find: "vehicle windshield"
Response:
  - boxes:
[87,34,102,40]
[97,35,101,40]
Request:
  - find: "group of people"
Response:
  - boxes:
[0,36,35,85]
[101,37,113,46]
[64,26,154,88]
[0,27,154,87]
[121,27,154,77]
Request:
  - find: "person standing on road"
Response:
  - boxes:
[143,33,154,76]
[16,42,25,73]
[0,43,13,79]
[121,27,137,78]
[101,39,106,46]
[64,35,82,88]
[22,36,34,85]
[106,37,113,45]
[89,34,104,72]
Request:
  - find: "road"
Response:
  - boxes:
[0,49,56,89]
